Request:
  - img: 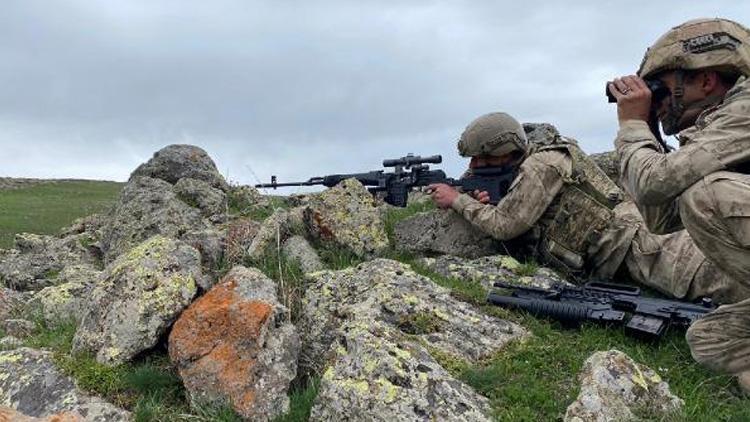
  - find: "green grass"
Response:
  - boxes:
[0,180,123,248]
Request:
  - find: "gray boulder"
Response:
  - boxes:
[0,336,22,350]
[169,266,299,421]
[0,348,129,421]
[0,233,100,291]
[130,144,229,191]
[99,176,208,263]
[173,177,228,218]
[282,236,324,273]
[72,236,200,365]
[0,287,31,321]
[304,178,389,258]
[246,207,305,261]
[2,319,34,339]
[310,320,493,422]
[30,264,102,326]
[393,209,500,258]
[224,218,261,265]
[419,254,572,291]
[181,228,226,290]
[300,259,526,371]
[564,350,683,422]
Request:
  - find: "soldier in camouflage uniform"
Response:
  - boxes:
[428,112,744,304]
[609,18,750,390]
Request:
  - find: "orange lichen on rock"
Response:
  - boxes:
[0,407,83,422]
[168,271,276,418]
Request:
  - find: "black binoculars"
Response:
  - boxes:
[606,79,670,103]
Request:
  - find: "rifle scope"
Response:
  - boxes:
[382,154,442,168]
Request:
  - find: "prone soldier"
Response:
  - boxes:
[608,18,750,391]
[428,112,747,304]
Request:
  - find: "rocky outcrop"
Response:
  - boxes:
[299,259,527,420]
[30,265,102,326]
[173,177,227,218]
[282,236,324,273]
[72,236,200,365]
[130,144,229,191]
[224,218,261,265]
[393,209,500,258]
[0,288,30,321]
[564,350,683,422]
[246,208,304,261]
[523,122,561,146]
[181,228,226,290]
[304,178,389,258]
[99,176,209,263]
[310,320,493,422]
[0,407,84,421]
[419,254,572,291]
[169,266,298,421]
[0,233,100,291]
[0,348,129,421]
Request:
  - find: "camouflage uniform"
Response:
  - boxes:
[452,139,739,302]
[613,19,750,383]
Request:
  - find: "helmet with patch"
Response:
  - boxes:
[638,18,750,79]
[457,112,528,157]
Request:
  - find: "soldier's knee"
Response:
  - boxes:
[686,319,711,364]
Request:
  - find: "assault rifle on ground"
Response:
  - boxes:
[488,280,716,339]
[255,154,517,207]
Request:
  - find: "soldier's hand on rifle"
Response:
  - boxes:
[608,75,652,124]
[472,190,491,204]
[428,183,459,208]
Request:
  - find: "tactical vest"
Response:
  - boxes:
[526,138,624,277]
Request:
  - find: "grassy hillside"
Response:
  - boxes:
[0,180,123,249]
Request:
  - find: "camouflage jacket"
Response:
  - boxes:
[451,148,636,279]
[615,76,750,234]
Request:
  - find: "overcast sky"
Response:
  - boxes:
[1,1,748,190]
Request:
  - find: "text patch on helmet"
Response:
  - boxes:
[683,32,740,54]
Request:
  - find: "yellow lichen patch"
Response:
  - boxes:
[0,352,23,364]
[630,364,651,391]
[500,256,521,271]
[375,377,399,403]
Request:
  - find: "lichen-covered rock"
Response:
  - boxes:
[59,213,108,238]
[246,207,305,261]
[2,319,34,339]
[169,266,299,421]
[224,218,261,265]
[419,255,572,291]
[129,144,229,191]
[564,350,683,422]
[282,236,324,273]
[0,336,22,350]
[300,259,527,377]
[303,178,389,258]
[30,265,101,325]
[0,348,129,421]
[393,209,500,258]
[0,407,84,421]
[99,176,210,263]
[72,236,200,365]
[181,228,226,290]
[0,233,99,291]
[0,288,30,321]
[310,320,493,422]
[173,177,228,217]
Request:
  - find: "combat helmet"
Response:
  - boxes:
[637,18,750,134]
[639,18,750,79]
[457,112,528,157]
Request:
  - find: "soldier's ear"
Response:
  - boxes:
[699,71,721,95]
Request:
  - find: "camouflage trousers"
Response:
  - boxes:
[623,227,750,304]
[679,171,750,377]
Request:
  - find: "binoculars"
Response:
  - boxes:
[606,79,670,103]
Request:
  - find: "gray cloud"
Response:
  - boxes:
[0,1,748,185]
